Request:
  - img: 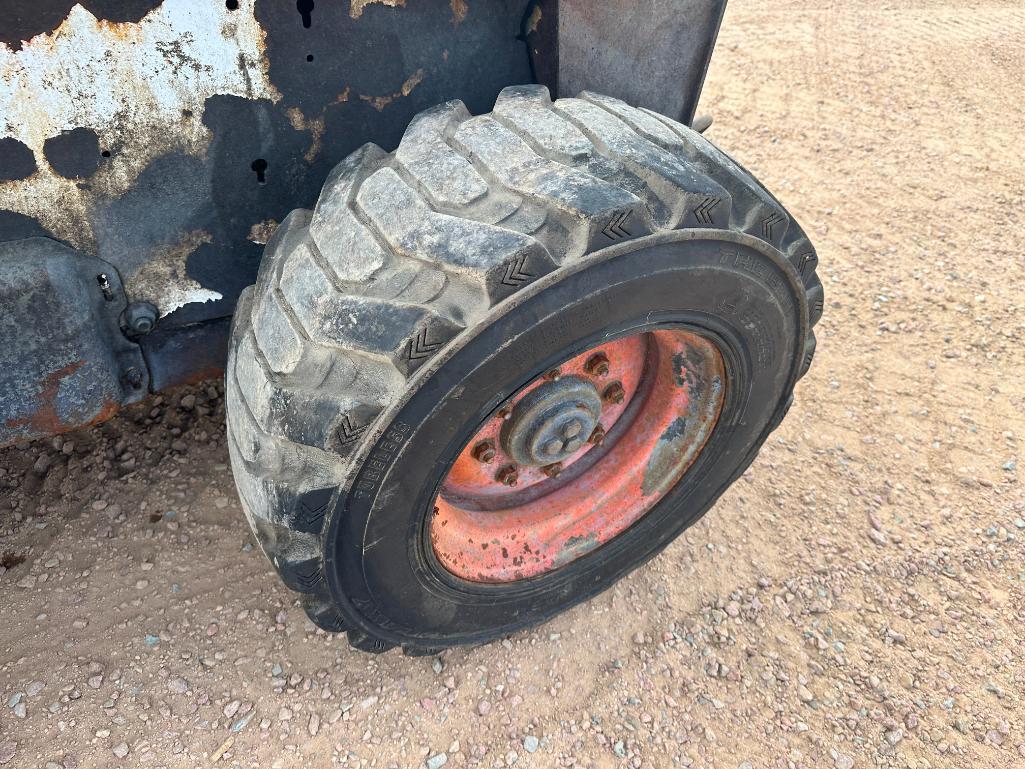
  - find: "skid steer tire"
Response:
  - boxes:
[225,85,822,654]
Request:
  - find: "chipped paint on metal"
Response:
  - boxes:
[128,229,222,318]
[359,69,425,111]
[350,0,407,20]
[526,5,542,34]
[0,0,277,310]
[129,230,221,317]
[247,219,279,246]
[450,0,469,25]
[286,107,326,163]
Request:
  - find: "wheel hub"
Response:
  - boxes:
[500,376,602,466]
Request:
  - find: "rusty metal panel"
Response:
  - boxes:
[0,0,533,330]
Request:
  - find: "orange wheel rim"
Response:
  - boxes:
[429,329,726,583]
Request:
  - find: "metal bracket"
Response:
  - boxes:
[0,237,148,446]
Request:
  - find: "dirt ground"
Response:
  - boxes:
[2,1,1024,767]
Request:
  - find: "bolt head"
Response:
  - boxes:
[589,424,606,446]
[124,301,159,335]
[496,465,518,486]
[541,462,563,478]
[603,382,626,405]
[472,441,496,464]
[585,353,610,377]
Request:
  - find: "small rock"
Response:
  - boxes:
[477,700,492,716]
[13,702,26,719]
[223,700,241,719]
[180,394,196,410]
[111,743,129,759]
[523,735,539,753]
[868,529,887,546]
[833,754,854,769]
[278,706,293,721]
[25,681,45,697]
[797,685,814,703]
[0,743,15,765]
[426,753,448,769]
[231,711,255,733]
[166,677,189,694]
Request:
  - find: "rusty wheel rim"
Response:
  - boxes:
[430,329,726,583]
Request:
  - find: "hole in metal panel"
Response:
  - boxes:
[251,158,268,184]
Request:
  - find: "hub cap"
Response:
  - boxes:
[500,376,603,466]
[430,329,726,583]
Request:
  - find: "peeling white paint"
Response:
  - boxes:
[0,0,278,310]
[159,286,224,317]
[130,229,223,317]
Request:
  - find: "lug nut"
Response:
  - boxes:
[496,465,518,486]
[497,406,512,420]
[602,381,626,405]
[544,368,561,381]
[585,352,610,377]
[589,424,606,446]
[541,462,563,478]
[472,440,496,464]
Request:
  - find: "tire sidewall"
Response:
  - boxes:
[324,233,806,646]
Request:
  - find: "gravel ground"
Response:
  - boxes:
[2,2,1024,768]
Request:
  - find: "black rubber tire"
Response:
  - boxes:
[225,85,822,654]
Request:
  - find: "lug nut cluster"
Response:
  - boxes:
[469,347,627,487]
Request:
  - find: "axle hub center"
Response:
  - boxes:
[500,376,603,467]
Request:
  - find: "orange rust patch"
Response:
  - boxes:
[526,5,542,34]
[247,219,279,245]
[359,69,425,111]
[333,86,352,105]
[3,360,121,438]
[170,365,224,388]
[450,0,468,25]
